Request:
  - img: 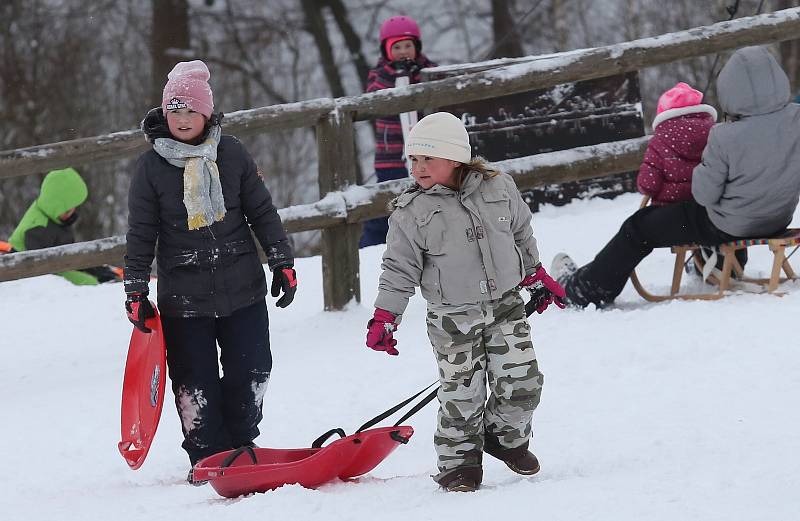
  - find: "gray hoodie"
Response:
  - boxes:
[375,171,539,316]
[692,46,800,237]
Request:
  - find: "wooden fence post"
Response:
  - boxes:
[316,110,361,310]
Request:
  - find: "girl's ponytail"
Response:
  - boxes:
[454,157,500,189]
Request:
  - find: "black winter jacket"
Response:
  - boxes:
[124,131,292,318]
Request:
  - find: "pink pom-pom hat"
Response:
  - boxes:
[161,60,214,119]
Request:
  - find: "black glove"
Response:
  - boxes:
[524,284,553,316]
[271,266,297,308]
[125,293,156,333]
[391,59,420,76]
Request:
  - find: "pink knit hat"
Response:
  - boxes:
[161,60,214,119]
[657,82,703,114]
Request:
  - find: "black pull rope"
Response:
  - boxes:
[355,381,439,433]
[391,386,440,427]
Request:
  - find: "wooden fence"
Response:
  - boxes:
[2,8,800,309]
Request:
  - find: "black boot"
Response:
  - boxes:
[186,468,209,486]
[484,435,540,476]
[434,466,483,492]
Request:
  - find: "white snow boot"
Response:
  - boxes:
[550,253,578,287]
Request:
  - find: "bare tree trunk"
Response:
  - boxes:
[326,0,369,91]
[490,0,526,58]
[549,0,569,52]
[151,0,190,105]
[300,0,345,98]
[622,0,642,42]
[301,0,364,184]
[777,0,800,95]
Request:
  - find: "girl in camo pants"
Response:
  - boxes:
[365,112,565,492]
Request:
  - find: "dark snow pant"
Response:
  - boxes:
[566,200,749,307]
[161,300,272,465]
[359,167,409,248]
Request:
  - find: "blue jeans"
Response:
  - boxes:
[360,167,409,248]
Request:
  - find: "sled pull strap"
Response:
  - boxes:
[392,386,439,427]
[356,381,439,433]
[311,427,347,448]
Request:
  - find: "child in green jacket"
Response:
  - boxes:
[8,167,120,285]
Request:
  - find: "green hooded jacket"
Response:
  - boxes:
[8,168,98,285]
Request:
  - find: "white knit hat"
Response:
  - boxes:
[405,112,471,163]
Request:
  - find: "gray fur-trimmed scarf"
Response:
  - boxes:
[153,125,226,230]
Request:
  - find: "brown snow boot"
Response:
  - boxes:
[435,466,483,492]
[484,435,540,475]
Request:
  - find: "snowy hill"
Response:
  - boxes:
[2,192,798,520]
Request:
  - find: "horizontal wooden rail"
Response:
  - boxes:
[0,99,336,180]
[0,136,650,282]
[345,8,800,120]
[2,8,798,179]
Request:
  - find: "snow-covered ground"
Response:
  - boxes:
[2,192,799,520]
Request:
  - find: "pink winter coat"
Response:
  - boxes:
[637,105,717,205]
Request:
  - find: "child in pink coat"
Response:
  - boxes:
[637,82,717,205]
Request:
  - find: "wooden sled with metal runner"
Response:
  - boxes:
[629,196,800,302]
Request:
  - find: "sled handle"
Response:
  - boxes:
[311,428,347,448]
[220,445,259,468]
[118,441,146,469]
[390,430,410,444]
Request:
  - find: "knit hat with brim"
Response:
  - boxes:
[405,112,471,163]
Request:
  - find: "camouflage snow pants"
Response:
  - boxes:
[426,289,543,475]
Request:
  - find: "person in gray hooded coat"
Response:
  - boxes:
[552,46,800,308]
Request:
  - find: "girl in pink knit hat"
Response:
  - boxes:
[636,82,717,206]
[125,60,297,485]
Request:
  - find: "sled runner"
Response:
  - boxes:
[630,197,800,301]
[192,383,439,497]
[118,302,166,469]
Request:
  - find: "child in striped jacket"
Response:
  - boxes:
[360,15,437,248]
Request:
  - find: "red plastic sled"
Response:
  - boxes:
[192,425,414,498]
[118,303,167,470]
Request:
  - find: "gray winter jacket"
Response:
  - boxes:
[692,46,800,237]
[375,170,539,316]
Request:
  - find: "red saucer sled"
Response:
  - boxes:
[118,303,167,470]
[193,383,439,498]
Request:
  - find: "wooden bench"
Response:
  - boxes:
[628,197,800,301]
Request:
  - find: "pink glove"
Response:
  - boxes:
[520,266,567,313]
[366,308,399,356]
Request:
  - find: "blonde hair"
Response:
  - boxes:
[391,156,499,210]
[454,156,500,189]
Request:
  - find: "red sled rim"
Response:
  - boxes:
[118,304,166,470]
